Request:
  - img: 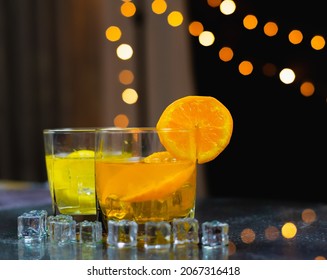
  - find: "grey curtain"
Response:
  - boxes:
[0,0,105,181]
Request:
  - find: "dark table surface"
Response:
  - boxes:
[1,181,327,260]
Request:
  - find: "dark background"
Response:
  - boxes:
[188,1,327,202]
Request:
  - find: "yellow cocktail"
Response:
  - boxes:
[46,151,95,215]
[43,128,96,218]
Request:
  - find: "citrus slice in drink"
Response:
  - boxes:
[156,95,233,164]
[121,151,195,202]
[67,149,94,158]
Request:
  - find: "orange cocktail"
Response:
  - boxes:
[95,128,197,226]
[96,95,234,241]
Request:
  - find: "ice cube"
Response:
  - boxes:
[201,220,229,247]
[47,214,76,245]
[144,221,171,249]
[78,220,103,245]
[107,220,138,248]
[17,210,48,241]
[172,218,199,245]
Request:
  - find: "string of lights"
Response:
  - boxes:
[105,0,326,126]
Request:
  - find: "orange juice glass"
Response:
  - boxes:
[95,128,197,234]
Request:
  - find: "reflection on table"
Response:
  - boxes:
[1,181,327,260]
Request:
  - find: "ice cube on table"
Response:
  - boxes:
[47,214,76,245]
[201,220,229,248]
[78,220,103,244]
[107,220,138,248]
[17,210,48,241]
[172,218,199,245]
[144,221,171,249]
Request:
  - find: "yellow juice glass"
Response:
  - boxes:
[43,128,96,220]
[95,127,197,235]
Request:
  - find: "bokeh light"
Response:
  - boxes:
[263,22,278,37]
[240,228,256,243]
[122,88,138,104]
[300,81,315,97]
[220,0,236,15]
[114,114,129,128]
[119,69,134,85]
[243,14,258,30]
[189,21,204,37]
[279,68,295,84]
[167,11,183,27]
[199,31,215,46]
[116,44,133,60]
[219,47,234,62]
[311,35,325,50]
[152,0,167,15]
[239,60,253,76]
[105,26,122,42]
[281,222,297,239]
[120,1,136,17]
[288,30,303,45]
[301,208,317,224]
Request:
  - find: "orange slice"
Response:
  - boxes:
[67,149,94,158]
[156,95,233,164]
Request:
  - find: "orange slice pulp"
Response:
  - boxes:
[156,95,233,164]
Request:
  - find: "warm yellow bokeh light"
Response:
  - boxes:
[119,70,134,85]
[114,114,129,128]
[240,228,256,244]
[207,0,222,8]
[219,46,233,62]
[243,14,258,30]
[189,21,204,37]
[220,0,236,15]
[116,44,133,60]
[239,60,253,76]
[167,11,183,27]
[288,30,303,45]
[199,31,215,46]
[311,35,325,50]
[105,26,122,42]
[151,0,167,15]
[264,21,278,37]
[281,222,297,239]
[122,88,138,104]
[300,81,315,97]
[120,1,136,17]
[279,68,295,84]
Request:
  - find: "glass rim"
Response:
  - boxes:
[43,127,196,134]
[95,127,195,133]
[43,127,97,134]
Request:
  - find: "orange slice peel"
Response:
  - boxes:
[156,95,233,164]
